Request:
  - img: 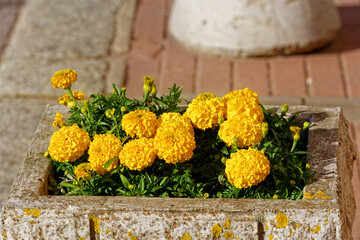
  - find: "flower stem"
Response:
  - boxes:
[65,88,81,109]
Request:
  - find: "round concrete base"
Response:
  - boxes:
[168,0,341,57]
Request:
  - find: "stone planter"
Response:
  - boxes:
[168,0,341,57]
[0,105,356,239]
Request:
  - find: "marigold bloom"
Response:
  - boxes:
[52,113,65,128]
[74,162,92,180]
[154,122,196,164]
[159,112,194,135]
[222,88,259,105]
[121,109,159,138]
[119,138,157,171]
[58,91,84,106]
[88,133,122,175]
[51,69,78,89]
[48,125,90,162]
[185,93,226,130]
[226,97,264,122]
[225,148,270,189]
[218,118,263,148]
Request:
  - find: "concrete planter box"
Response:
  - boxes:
[0,105,356,239]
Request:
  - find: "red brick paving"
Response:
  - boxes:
[342,49,360,98]
[306,54,346,97]
[196,56,231,95]
[270,57,307,97]
[159,39,196,93]
[233,59,270,96]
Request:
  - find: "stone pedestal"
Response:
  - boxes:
[168,0,341,57]
[0,105,356,239]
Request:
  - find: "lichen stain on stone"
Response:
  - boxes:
[181,232,192,240]
[212,223,223,237]
[224,231,234,239]
[303,190,331,200]
[224,219,230,229]
[89,215,100,233]
[275,212,290,228]
[23,208,41,218]
[309,225,321,233]
[269,235,274,240]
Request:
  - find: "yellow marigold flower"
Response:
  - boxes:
[159,112,194,135]
[51,69,78,89]
[222,88,259,105]
[226,98,264,122]
[218,118,263,148]
[52,113,65,128]
[154,123,196,164]
[119,138,157,171]
[74,162,92,180]
[48,125,90,162]
[88,133,122,175]
[58,91,84,106]
[121,109,159,138]
[225,148,270,189]
[185,93,226,130]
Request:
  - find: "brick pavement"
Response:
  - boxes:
[0,0,360,238]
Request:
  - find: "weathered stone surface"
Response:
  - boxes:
[0,59,107,97]
[0,105,356,239]
[0,98,56,209]
[168,0,341,57]
[3,0,119,60]
[0,5,18,52]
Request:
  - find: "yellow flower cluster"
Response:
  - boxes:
[121,109,159,138]
[218,118,263,148]
[226,97,264,122]
[48,125,90,162]
[52,113,65,128]
[219,88,263,148]
[225,148,270,189]
[119,138,157,171]
[74,162,92,180]
[58,91,84,106]
[185,93,226,130]
[222,88,259,105]
[154,113,196,164]
[88,133,122,175]
[51,69,78,89]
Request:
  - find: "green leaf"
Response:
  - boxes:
[104,157,119,170]
[59,182,79,189]
[112,84,122,95]
[120,174,130,189]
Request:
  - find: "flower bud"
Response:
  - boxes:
[44,151,49,158]
[273,194,278,199]
[303,121,310,130]
[143,76,154,94]
[306,164,311,169]
[121,106,127,112]
[290,180,296,185]
[204,193,209,198]
[281,104,289,114]
[150,82,157,96]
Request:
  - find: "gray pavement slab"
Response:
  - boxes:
[0,98,57,208]
[0,4,18,52]
[3,0,121,60]
[0,59,107,97]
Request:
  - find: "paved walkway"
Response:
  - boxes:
[0,0,359,238]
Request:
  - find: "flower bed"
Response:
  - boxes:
[0,70,356,239]
[46,70,312,200]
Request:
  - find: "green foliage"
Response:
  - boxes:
[49,84,313,200]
